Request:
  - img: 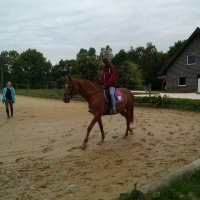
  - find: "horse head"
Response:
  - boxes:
[63,76,77,103]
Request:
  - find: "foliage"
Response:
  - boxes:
[150,94,170,106]
[116,61,144,87]
[51,59,76,86]
[11,49,52,86]
[167,40,187,58]
[0,39,187,90]
[126,43,168,89]
[100,45,113,61]
[73,47,99,81]
[135,95,200,112]
[0,50,19,86]
[112,49,127,66]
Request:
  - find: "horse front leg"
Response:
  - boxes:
[81,114,100,150]
[97,117,105,145]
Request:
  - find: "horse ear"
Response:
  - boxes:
[68,76,72,81]
[64,76,72,83]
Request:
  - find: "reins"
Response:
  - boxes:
[87,85,103,97]
[67,79,104,99]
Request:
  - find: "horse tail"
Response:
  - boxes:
[131,93,134,124]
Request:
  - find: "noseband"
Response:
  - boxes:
[64,82,76,101]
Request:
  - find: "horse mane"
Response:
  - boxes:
[73,78,100,90]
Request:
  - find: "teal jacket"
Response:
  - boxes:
[2,87,16,104]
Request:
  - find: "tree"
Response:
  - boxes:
[112,49,127,66]
[167,40,186,58]
[116,61,144,88]
[100,45,113,61]
[126,43,167,89]
[73,47,99,81]
[52,59,71,80]
[0,50,19,87]
[12,49,52,87]
[51,59,76,86]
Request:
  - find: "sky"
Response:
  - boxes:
[0,0,199,64]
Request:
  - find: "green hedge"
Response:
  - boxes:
[135,94,200,112]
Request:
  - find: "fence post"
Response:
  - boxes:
[149,84,151,98]
[27,84,30,94]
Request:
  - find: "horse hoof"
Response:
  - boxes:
[123,135,128,139]
[129,128,133,132]
[80,143,87,150]
[97,140,104,145]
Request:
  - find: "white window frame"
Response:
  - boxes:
[187,55,196,65]
[178,77,186,86]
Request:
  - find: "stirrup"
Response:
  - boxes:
[109,108,116,114]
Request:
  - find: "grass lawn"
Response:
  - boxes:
[16,89,64,99]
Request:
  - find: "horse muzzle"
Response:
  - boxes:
[63,94,71,103]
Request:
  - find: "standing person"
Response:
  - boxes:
[2,81,16,119]
[99,58,117,114]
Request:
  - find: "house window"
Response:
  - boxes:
[187,55,196,65]
[178,77,186,86]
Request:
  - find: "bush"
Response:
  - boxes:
[135,95,200,112]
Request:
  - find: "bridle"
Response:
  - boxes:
[64,82,76,101]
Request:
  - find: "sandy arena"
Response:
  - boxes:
[0,96,200,200]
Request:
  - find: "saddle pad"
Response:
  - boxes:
[115,89,123,103]
[103,88,123,103]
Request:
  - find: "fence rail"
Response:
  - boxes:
[14,84,153,100]
[14,83,152,91]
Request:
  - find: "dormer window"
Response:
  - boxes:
[187,55,196,65]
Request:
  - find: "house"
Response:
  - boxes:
[159,27,200,93]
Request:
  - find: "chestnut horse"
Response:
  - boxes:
[63,76,134,149]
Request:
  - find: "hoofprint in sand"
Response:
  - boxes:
[0,96,200,200]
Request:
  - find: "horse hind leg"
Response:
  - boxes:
[124,118,132,137]
[128,126,133,133]
[128,107,134,133]
[119,110,131,138]
[120,107,134,137]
